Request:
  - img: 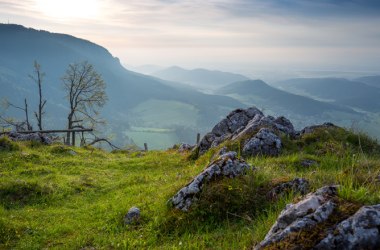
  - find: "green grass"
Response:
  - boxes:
[1,126,380,249]
[130,99,199,128]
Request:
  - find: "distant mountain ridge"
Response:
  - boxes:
[216,79,356,116]
[152,66,250,90]
[276,77,380,112]
[0,24,243,148]
[355,76,380,88]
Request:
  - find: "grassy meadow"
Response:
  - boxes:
[1,126,380,249]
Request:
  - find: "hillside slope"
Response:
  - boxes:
[355,75,380,88]
[1,110,380,249]
[276,77,380,112]
[0,24,243,148]
[215,80,363,131]
[216,80,355,116]
[152,66,250,91]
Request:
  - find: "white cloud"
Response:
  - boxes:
[0,0,380,71]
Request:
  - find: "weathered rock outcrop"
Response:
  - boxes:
[256,185,380,249]
[267,178,310,199]
[170,152,252,211]
[232,115,294,142]
[300,122,336,135]
[256,186,338,249]
[197,107,264,155]
[242,128,282,157]
[195,107,295,156]
[7,132,52,145]
[315,204,380,250]
[178,143,194,152]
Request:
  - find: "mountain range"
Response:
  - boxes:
[0,24,242,148]
[276,78,380,112]
[152,66,250,91]
[1,24,379,147]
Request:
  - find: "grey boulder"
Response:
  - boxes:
[300,122,336,135]
[267,178,310,199]
[195,107,295,156]
[315,204,380,250]
[7,132,52,145]
[178,143,194,152]
[255,186,338,249]
[242,128,282,157]
[170,151,252,211]
[124,206,141,225]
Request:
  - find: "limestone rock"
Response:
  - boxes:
[195,106,295,156]
[197,107,263,155]
[7,132,52,145]
[255,186,338,249]
[232,115,295,142]
[300,122,336,135]
[315,204,380,250]
[267,178,310,199]
[242,128,282,157]
[178,143,194,152]
[124,206,141,225]
[170,152,252,211]
[210,146,228,162]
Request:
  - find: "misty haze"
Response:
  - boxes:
[1,0,380,249]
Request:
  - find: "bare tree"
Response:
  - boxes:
[0,98,32,131]
[29,61,46,130]
[62,61,107,145]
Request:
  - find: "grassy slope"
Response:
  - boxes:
[1,128,380,249]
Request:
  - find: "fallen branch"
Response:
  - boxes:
[87,138,121,150]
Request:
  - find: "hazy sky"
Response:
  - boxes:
[1,0,380,73]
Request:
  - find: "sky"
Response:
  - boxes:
[1,0,380,74]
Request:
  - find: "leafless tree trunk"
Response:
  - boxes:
[30,61,46,130]
[24,98,32,131]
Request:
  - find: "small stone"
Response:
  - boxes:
[68,150,77,156]
[300,159,318,168]
[124,206,140,225]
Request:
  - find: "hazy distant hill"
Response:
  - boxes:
[152,66,250,91]
[276,78,380,112]
[129,64,164,75]
[216,80,355,116]
[355,76,380,88]
[0,24,243,148]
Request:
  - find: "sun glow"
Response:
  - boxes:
[35,0,100,20]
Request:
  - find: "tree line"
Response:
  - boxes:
[0,61,108,146]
